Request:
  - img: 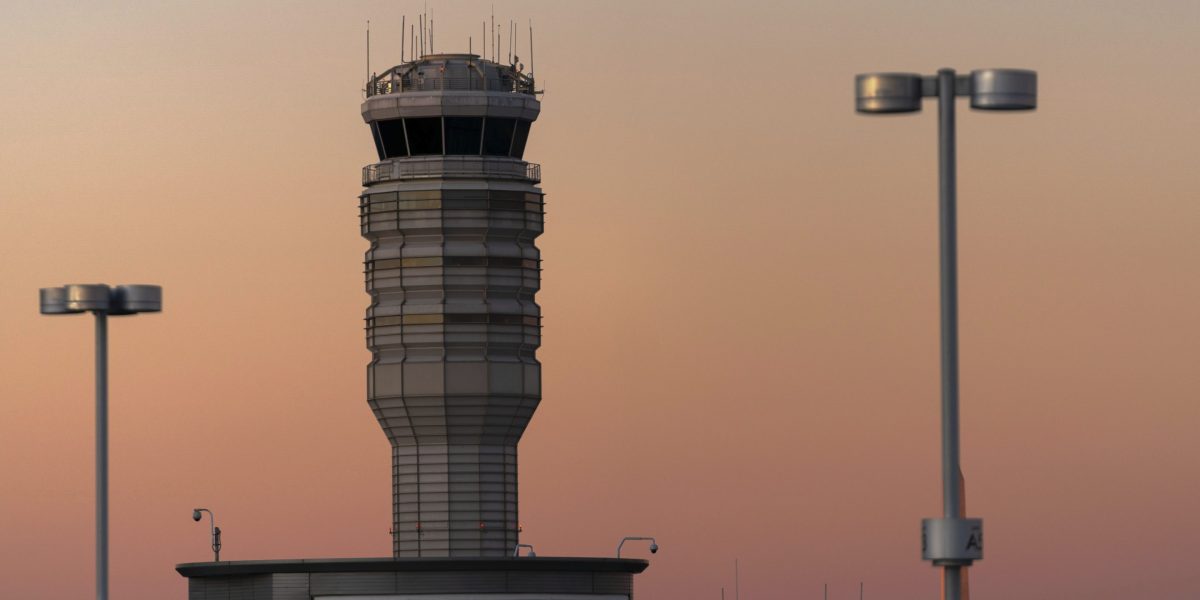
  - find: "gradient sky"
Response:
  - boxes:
[2,1,1199,598]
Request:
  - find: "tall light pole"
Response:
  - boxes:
[39,284,162,600]
[855,68,1036,600]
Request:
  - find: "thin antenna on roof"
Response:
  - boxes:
[430,19,434,54]
[411,24,415,62]
[735,559,740,600]
[401,15,406,62]
[365,20,370,88]
[482,21,487,60]
[420,13,425,57]
[529,19,534,77]
[491,6,495,64]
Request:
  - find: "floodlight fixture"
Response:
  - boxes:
[855,68,1036,114]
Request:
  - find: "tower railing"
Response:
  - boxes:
[363,157,541,184]
[367,75,536,97]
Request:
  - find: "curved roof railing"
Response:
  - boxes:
[367,57,537,97]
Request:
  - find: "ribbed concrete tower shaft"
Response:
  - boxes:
[360,55,542,558]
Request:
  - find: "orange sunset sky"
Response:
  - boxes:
[2,1,1199,598]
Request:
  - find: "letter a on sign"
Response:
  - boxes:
[966,531,981,551]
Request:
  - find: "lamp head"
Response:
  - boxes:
[39,284,110,314]
[110,285,163,315]
[649,541,659,554]
[39,287,74,315]
[970,69,1037,110]
[855,73,923,113]
[192,509,203,522]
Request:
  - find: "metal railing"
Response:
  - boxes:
[363,158,540,185]
[367,75,535,97]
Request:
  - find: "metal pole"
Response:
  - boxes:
[937,67,962,600]
[94,311,108,600]
[734,559,739,600]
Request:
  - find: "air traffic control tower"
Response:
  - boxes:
[361,54,542,559]
[176,46,650,600]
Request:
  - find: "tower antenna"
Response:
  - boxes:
[529,19,534,77]
[401,15,406,62]
[430,19,434,54]
[365,20,370,90]
[491,6,495,64]
[482,21,487,60]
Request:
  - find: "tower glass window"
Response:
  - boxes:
[510,120,532,159]
[370,122,387,159]
[376,119,409,159]
[405,117,444,156]
[482,118,516,156]
[445,117,484,155]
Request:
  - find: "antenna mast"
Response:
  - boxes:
[735,559,740,600]
[366,20,370,90]
[529,20,534,77]
[401,15,406,62]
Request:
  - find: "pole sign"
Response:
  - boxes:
[922,518,983,565]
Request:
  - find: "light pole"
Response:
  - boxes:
[855,68,1036,600]
[192,508,222,561]
[39,283,162,600]
[616,536,659,558]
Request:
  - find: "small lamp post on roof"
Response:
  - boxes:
[39,284,162,600]
[855,68,1036,600]
[616,536,659,558]
[193,508,222,561]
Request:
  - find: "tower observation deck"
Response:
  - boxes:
[360,53,543,558]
